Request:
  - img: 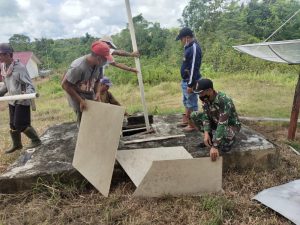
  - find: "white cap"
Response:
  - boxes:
[99,35,117,49]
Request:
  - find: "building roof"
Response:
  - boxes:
[13,52,41,65]
[233,39,300,64]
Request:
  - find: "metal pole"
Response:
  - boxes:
[124,0,150,131]
[264,9,300,42]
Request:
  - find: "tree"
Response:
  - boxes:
[181,0,226,32]
[9,34,31,51]
[113,14,170,57]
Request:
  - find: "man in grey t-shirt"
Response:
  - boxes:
[62,41,113,125]
[0,43,41,154]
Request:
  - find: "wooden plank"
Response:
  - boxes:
[116,147,192,187]
[125,0,150,131]
[124,134,185,144]
[240,116,298,123]
[72,100,125,197]
[122,127,147,133]
[288,73,300,140]
[288,145,300,155]
[133,158,223,197]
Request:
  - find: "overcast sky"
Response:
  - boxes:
[0,0,189,42]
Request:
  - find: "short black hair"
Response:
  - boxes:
[176,27,194,41]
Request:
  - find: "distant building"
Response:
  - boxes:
[0,51,41,82]
[13,52,41,79]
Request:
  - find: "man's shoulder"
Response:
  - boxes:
[13,61,26,71]
[70,55,87,69]
[185,41,201,53]
[216,92,233,104]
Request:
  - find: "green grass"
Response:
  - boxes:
[0,70,297,163]
[1,70,300,225]
[286,141,300,153]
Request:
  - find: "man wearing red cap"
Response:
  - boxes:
[62,41,114,126]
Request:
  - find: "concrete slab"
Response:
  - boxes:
[0,114,276,193]
[116,146,192,187]
[121,114,277,171]
[253,180,300,225]
[72,100,125,197]
[0,122,79,193]
[133,158,223,197]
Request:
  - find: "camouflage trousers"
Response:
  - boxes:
[190,111,240,151]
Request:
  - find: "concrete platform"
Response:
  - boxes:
[121,114,277,171]
[0,114,277,193]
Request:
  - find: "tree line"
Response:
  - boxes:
[8,0,300,83]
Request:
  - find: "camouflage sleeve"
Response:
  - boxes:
[202,111,211,132]
[213,98,232,148]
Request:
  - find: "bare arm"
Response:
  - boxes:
[110,62,138,74]
[62,79,86,111]
[112,50,139,57]
[94,81,101,101]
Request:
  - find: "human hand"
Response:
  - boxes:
[131,51,140,57]
[95,92,101,102]
[210,147,219,161]
[204,131,212,147]
[131,68,138,74]
[79,99,87,112]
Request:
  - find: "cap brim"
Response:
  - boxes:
[193,90,204,94]
[175,35,181,41]
[110,42,117,49]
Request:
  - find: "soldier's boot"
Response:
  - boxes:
[183,110,197,132]
[23,126,42,149]
[5,130,23,154]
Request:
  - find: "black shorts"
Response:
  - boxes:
[9,104,31,132]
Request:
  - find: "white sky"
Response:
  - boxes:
[0,0,189,42]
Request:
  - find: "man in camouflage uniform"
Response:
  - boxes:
[191,78,241,161]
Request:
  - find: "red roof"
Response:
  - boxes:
[13,52,41,65]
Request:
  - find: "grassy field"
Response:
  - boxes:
[0,71,300,224]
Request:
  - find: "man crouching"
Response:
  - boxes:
[191,78,241,161]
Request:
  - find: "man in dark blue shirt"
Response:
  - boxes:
[176,27,202,132]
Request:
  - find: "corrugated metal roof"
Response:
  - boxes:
[13,52,41,65]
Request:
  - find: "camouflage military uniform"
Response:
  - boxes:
[191,92,241,151]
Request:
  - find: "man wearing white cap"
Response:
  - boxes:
[99,35,139,73]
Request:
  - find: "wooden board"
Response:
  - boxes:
[72,100,125,197]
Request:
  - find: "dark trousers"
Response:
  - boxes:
[9,104,31,132]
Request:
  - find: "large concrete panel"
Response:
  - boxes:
[253,180,300,225]
[72,100,125,197]
[133,157,223,197]
[116,146,192,186]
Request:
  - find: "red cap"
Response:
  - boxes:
[91,41,113,62]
